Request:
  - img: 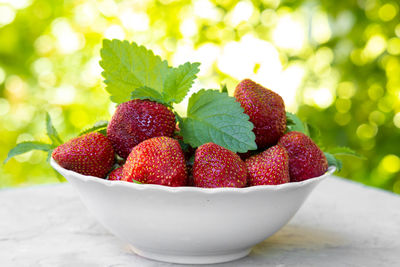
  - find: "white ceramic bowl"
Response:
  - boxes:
[51,158,335,264]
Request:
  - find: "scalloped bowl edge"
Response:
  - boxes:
[51,158,335,264]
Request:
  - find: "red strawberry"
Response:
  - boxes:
[245,145,289,186]
[107,99,176,158]
[278,131,328,182]
[122,136,187,186]
[234,79,286,148]
[52,132,115,178]
[108,166,123,181]
[192,143,247,188]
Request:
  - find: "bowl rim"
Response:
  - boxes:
[50,158,336,194]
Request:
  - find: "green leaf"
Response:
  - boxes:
[286,112,307,134]
[328,146,366,159]
[180,89,257,153]
[305,123,320,141]
[187,154,195,166]
[47,151,53,162]
[177,138,190,153]
[324,152,342,171]
[79,120,109,136]
[174,111,184,126]
[304,122,324,149]
[163,62,200,104]
[100,39,199,105]
[220,84,228,93]
[4,142,53,164]
[99,129,107,135]
[100,39,170,103]
[46,113,63,146]
[131,86,167,105]
[286,113,326,149]
[286,114,295,126]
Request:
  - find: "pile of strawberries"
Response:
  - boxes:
[52,79,328,188]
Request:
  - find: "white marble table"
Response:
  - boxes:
[1,177,399,267]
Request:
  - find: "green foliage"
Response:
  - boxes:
[286,112,323,147]
[4,142,53,164]
[100,39,170,103]
[305,123,323,149]
[325,146,366,173]
[46,113,63,146]
[79,121,109,136]
[131,86,167,105]
[163,62,200,104]
[220,84,228,93]
[180,89,257,152]
[4,113,60,164]
[286,112,308,134]
[101,39,200,105]
[324,152,343,172]
[327,147,366,160]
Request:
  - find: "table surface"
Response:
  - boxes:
[1,177,399,267]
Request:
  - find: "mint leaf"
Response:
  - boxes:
[79,120,109,136]
[131,86,167,105]
[286,112,307,134]
[304,122,324,149]
[286,113,324,146]
[188,154,195,166]
[100,39,170,103]
[46,113,62,146]
[174,111,184,126]
[180,89,257,153]
[100,39,199,105]
[177,138,191,154]
[305,123,320,141]
[163,62,200,104]
[220,84,228,93]
[328,146,366,159]
[5,114,61,164]
[4,142,53,164]
[324,152,342,171]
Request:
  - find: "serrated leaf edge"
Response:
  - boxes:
[181,89,256,152]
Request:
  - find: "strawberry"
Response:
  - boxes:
[52,132,115,178]
[278,131,328,182]
[245,145,289,186]
[122,136,187,186]
[107,99,176,158]
[234,79,286,148]
[108,166,123,181]
[192,143,247,188]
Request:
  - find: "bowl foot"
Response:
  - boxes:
[129,246,252,264]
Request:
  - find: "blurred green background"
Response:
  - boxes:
[1,0,399,193]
